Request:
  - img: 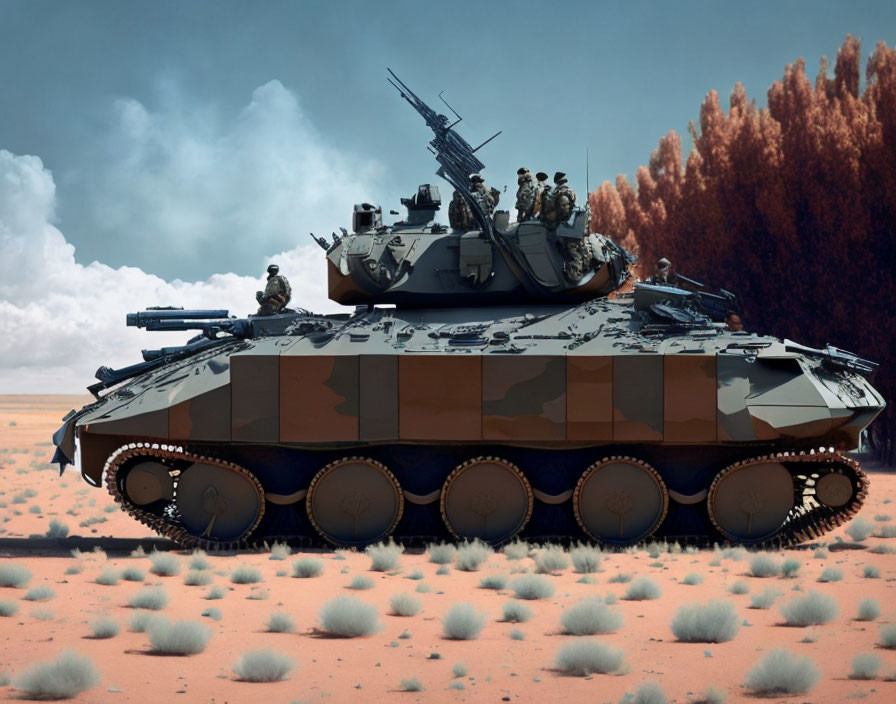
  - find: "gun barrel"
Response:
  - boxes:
[127,310,230,327]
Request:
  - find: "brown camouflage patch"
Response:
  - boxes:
[327,258,366,305]
[231,353,279,442]
[482,356,565,440]
[78,431,129,485]
[280,355,359,442]
[613,354,663,441]
[399,355,481,440]
[567,355,614,441]
[664,355,717,442]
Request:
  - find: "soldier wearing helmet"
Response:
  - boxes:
[514,167,535,222]
[552,171,577,222]
[255,264,292,316]
[448,189,473,231]
[468,173,495,220]
[533,171,551,218]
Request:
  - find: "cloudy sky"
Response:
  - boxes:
[0,0,893,392]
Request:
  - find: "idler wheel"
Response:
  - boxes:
[441,457,533,544]
[306,457,403,546]
[125,461,174,505]
[815,471,854,508]
[573,457,668,545]
[708,461,794,542]
[175,462,264,542]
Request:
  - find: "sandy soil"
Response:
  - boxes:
[1,395,895,703]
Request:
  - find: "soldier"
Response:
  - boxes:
[448,189,473,231]
[469,173,495,220]
[552,171,577,222]
[725,311,744,332]
[533,171,550,218]
[515,167,535,222]
[255,264,292,316]
[652,257,677,286]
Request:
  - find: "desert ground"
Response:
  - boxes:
[0,395,894,703]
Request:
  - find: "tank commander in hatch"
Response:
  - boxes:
[255,264,292,316]
[726,311,744,332]
[469,173,495,220]
[515,167,535,222]
[533,171,550,217]
[650,257,678,286]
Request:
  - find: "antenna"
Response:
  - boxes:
[438,91,462,120]
[586,147,590,196]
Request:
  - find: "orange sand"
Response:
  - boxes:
[1,395,894,703]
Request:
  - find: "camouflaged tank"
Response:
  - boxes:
[51,72,885,549]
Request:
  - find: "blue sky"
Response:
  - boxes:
[1,0,893,279]
[0,0,893,390]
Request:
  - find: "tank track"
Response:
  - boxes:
[709,449,868,549]
[104,442,266,551]
[104,442,868,550]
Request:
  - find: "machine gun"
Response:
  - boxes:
[784,340,878,375]
[126,307,253,339]
[387,69,501,239]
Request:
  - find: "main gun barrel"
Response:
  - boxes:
[127,309,231,327]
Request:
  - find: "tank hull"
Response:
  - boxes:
[56,298,884,548]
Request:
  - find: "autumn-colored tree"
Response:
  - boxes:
[590,36,896,463]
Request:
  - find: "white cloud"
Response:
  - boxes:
[0,141,347,393]
[2,80,398,393]
[73,78,386,279]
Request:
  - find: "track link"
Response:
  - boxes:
[105,442,265,550]
[707,449,868,548]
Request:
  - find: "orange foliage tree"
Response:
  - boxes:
[590,36,896,463]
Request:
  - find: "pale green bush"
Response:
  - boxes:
[554,640,625,676]
[743,648,820,695]
[849,653,881,680]
[442,603,487,640]
[148,619,210,655]
[365,541,402,571]
[318,596,380,637]
[148,551,180,577]
[233,649,294,682]
[671,601,739,643]
[389,592,422,617]
[456,540,493,571]
[560,597,623,635]
[623,577,661,601]
[292,557,324,578]
[500,599,533,623]
[510,574,554,600]
[14,651,99,699]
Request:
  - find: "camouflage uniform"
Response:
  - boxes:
[562,239,589,282]
[448,190,473,231]
[553,175,577,222]
[469,176,495,219]
[533,175,551,218]
[548,172,586,282]
[515,168,535,222]
[256,270,292,316]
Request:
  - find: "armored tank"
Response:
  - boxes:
[52,72,885,549]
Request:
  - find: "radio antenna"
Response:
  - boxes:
[586,147,590,196]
